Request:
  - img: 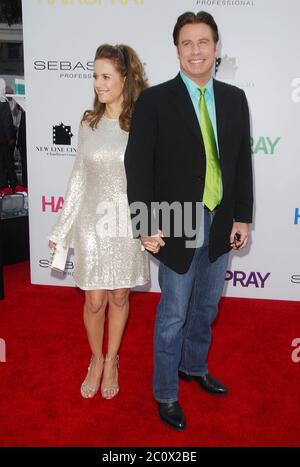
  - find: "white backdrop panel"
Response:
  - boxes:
[22,0,300,301]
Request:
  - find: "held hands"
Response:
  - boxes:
[140,230,165,254]
[230,222,249,250]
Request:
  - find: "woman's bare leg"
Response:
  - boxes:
[81,289,108,398]
[101,288,130,399]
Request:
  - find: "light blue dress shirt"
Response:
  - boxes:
[180,71,219,149]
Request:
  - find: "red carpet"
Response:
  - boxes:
[0,261,299,447]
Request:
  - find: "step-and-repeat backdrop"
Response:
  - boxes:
[22,0,300,301]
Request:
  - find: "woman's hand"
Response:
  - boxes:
[140,230,165,254]
[48,240,56,250]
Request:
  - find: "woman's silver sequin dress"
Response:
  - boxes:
[49,116,149,290]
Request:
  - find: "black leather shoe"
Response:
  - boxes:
[179,370,228,395]
[178,370,193,382]
[157,401,186,431]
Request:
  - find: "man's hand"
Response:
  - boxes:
[140,230,165,254]
[230,222,249,250]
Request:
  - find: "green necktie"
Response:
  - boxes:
[198,87,221,211]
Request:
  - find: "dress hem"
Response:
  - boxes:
[74,279,150,291]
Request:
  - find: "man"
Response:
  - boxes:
[0,79,16,192]
[0,79,15,299]
[17,110,27,188]
[5,85,19,190]
[125,11,253,431]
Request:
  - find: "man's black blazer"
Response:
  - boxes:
[125,73,253,274]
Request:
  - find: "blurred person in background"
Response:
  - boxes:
[0,79,16,194]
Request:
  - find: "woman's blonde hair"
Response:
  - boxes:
[82,44,147,132]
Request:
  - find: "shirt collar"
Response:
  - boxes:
[180,71,214,100]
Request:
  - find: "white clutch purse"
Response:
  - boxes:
[50,243,69,272]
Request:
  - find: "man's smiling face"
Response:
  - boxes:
[177,22,218,86]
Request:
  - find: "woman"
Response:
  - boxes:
[48,44,149,400]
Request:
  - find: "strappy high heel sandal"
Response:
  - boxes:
[101,355,120,400]
[80,354,104,399]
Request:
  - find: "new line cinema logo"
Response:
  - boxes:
[36,123,76,157]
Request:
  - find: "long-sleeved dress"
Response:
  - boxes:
[49,116,149,290]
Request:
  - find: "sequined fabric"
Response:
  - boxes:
[49,116,149,290]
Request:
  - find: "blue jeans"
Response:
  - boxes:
[153,209,229,403]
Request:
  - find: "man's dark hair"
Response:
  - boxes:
[173,11,219,46]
